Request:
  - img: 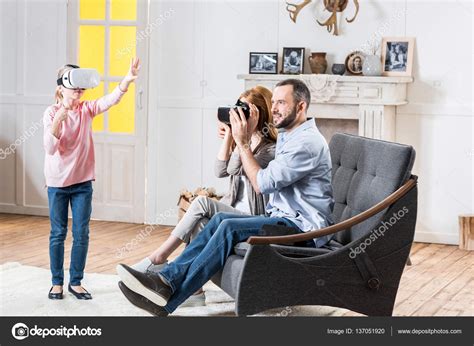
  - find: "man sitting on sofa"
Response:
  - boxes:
[116,78,334,316]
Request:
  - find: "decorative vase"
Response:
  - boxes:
[362,54,382,76]
[331,63,346,75]
[308,52,328,74]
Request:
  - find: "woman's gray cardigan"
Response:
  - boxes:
[214,139,276,216]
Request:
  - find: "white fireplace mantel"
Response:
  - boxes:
[238,74,414,141]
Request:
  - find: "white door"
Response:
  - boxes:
[66,0,148,223]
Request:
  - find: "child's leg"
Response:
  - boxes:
[173,196,247,244]
[147,196,247,264]
[187,197,248,242]
[69,181,93,286]
[48,186,70,286]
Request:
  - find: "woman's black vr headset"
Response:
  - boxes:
[56,64,100,90]
[217,99,250,125]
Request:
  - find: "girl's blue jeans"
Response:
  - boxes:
[48,180,92,286]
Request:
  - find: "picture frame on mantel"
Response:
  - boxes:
[282,47,305,74]
[381,37,415,77]
[249,52,278,74]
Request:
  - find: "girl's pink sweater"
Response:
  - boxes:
[43,86,125,187]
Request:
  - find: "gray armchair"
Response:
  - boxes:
[212,133,418,316]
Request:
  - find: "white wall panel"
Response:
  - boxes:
[154,107,203,224]
[109,145,134,204]
[23,104,47,207]
[155,1,204,102]
[0,0,67,217]
[0,0,17,95]
[0,105,17,205]
[25,0,66,96]
[405,2,472,109]
[201,1,279,100]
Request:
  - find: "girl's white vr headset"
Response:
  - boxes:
[57,65,100,89]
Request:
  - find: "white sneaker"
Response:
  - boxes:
[180,292,206,307]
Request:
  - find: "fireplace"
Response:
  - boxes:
[315,119,358,143]
[238,74,413,143]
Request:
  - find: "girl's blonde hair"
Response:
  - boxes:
[54,65,76,104]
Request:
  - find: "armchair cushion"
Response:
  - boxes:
[329,134,415,245]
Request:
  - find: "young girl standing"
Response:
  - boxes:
[44,58,140,300]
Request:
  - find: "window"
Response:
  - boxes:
[77,0,137,134]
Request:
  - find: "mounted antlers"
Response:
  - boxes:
[346,0,359,23]
[285,0,312,23]
[316,0,340,35]
[286,0,360,36]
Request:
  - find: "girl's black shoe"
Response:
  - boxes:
[68,284,92,300]
[48,286,63,300]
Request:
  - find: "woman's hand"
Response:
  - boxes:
[217,122,231,139]
[119,57,141,92]
[216,122,234,161]
[247,103,259,136]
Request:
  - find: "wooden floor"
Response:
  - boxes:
[1,213,472,316]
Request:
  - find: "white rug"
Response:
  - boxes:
[0,262,349,317]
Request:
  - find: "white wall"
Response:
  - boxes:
[0,0,67,216]
[147,0,473,245]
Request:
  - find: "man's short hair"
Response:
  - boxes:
[275,79,311,110]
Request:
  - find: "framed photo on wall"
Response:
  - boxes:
[282,47,305,74]
[381,37,415,76]
[249,52,278,74]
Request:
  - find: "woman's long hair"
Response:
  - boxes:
[239,86,278,143]
[54,65,76,104]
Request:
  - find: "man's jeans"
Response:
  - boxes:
[48,181,93,286]
[160,212,312,313]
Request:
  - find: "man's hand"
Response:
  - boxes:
[230,103,260,147]
[229,103,262,194]
[229,107,249,148]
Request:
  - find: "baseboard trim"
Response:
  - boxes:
[414,231,459,245]
[0,205,49,217]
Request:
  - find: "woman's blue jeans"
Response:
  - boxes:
[48,181,93,286]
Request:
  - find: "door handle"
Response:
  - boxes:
[138,89,143,110]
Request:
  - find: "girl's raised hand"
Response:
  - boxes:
[119,57,140,92]
[125,57,141,83]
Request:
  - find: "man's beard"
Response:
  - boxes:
[274,106,298,129]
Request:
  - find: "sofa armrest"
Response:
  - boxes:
[247,176,418,245]
[258,224,300,237]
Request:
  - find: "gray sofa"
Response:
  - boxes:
[212,133,418,316]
